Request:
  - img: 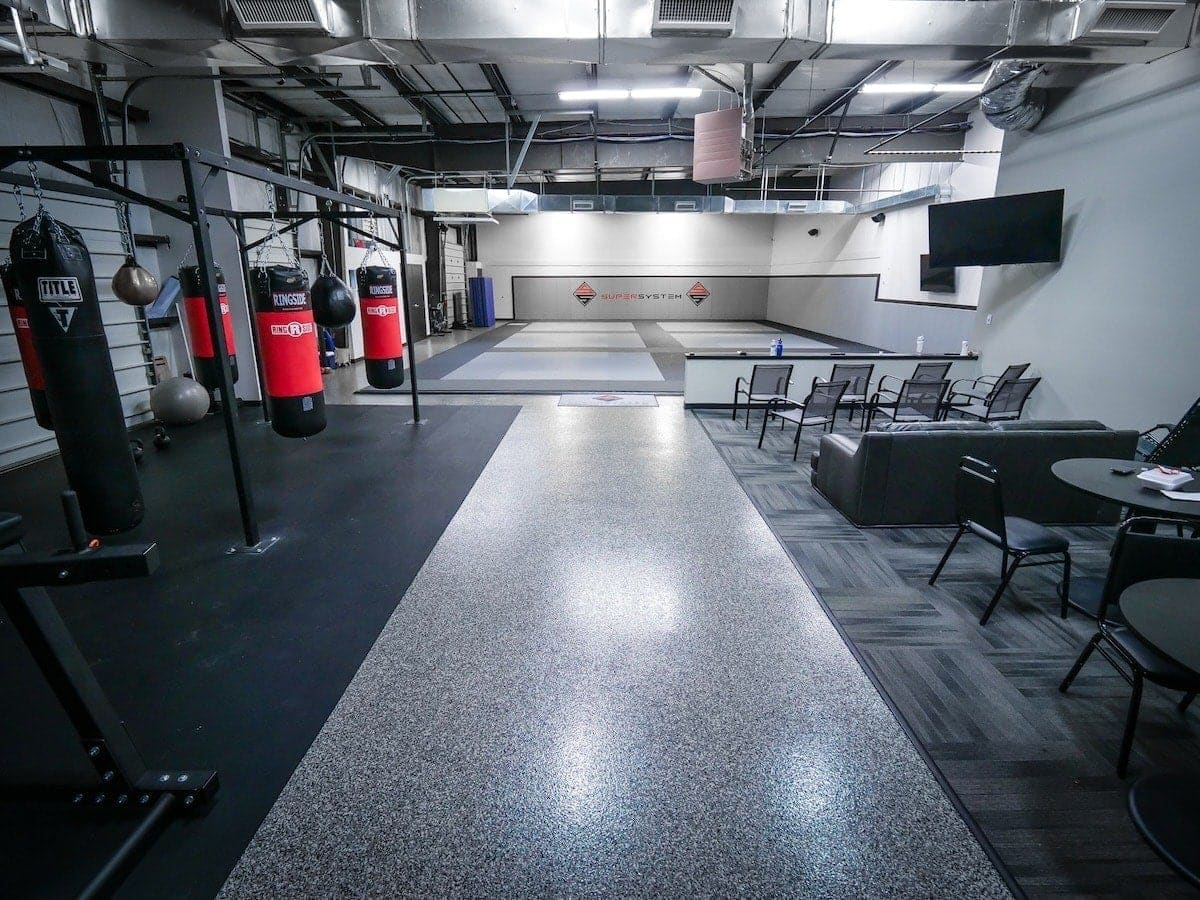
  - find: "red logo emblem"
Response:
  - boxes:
[687,282,710,305]
[573,282,596,305]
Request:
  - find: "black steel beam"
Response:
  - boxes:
[480,63,522,124]
[694,66,740,96]
[379,67,453,128]
[277,65,387,129]
[753,60,801,112]
[0,72,150,123]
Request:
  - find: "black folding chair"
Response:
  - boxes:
[758,380,849,461]
[1059,518,1200,777]
[814,363,873,424]
[951,377,1040,422]
[929,456,1072,625]
[864,378,949,431]
[875,361,952,403]
[946,363,1030,410]
[732,364,793,430]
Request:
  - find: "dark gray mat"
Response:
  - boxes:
[694,410,1200,897]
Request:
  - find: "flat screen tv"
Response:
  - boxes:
[919,254,956,294]
[928,189,1063,267]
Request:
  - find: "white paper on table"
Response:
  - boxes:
[1161,490,1200,501]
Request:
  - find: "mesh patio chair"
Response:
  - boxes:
[875,361,952,402]
[758,380,849,461]
[732,364,793,430]
[864,378,950,431]
[952,377,1040,422]
[929,456,1071,626]
[1139,394,1200,466]
[814,363,874,424]
[1059,518,1200,777]
[946,363,1030,413]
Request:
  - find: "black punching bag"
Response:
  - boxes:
[1,260,53,429]
[10,214,144,534]
[310,272,356,328]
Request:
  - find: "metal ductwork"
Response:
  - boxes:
[980,60,1047,132]
[34,0,1197,68]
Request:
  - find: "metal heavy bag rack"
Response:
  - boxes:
[0,143,423,552]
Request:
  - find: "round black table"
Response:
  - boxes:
[1121,578,1200,890]
[1051,459,1200,617]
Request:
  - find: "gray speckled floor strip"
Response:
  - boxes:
[219,400,1010,898]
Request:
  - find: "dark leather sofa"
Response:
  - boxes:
[812,420,1139,526]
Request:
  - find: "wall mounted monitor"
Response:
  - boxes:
[928,189,1064,267]
[919,254,956,294]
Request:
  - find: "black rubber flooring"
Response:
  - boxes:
[0,403,518,898]
[695,409,1200,898]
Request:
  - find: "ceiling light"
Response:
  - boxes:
[433,215,499,225]
[860,82,984,95]
[629,87,703,99]
[559,89,630,101]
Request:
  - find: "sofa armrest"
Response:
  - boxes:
[813,434,867,521]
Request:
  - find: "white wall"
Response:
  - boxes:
[475,212,776,319]
[974,48,1200,430]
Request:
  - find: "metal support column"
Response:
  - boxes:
[179,150,262,549]
[394,212,422,423]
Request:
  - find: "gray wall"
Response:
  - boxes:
[513,275,769,320]
[974,48,1200,430]
[766,275,975,353]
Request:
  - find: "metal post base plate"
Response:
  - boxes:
[226,536,280,556]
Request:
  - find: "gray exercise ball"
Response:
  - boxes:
[150,376,211,425]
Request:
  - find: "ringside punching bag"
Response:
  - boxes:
[356,265,405,389]
[10,214,144,534]
[252,265,326,438]
[180,264,238,392]
[1,261,53,429]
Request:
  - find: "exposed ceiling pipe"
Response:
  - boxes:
[979,60,1047,131]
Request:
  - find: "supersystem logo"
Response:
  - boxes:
[568,280,712,305]
[573,282,596,306]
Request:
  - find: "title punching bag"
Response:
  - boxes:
[356,265,405,389]
[180,264,238,392]
[10,214,144,534]
[1,260,53,429]
[251,265,325,438]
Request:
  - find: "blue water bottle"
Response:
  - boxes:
[772,337,784,357]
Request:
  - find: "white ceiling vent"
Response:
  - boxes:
[652,0,737,35]
[229,0,331,34]
[1071,0,1184,45]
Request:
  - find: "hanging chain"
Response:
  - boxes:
[360,215,387,268]
[20,161,64,249]
[116,200,135,258]
[254,182,299,269]
[11,181,27,219]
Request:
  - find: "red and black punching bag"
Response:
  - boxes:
[356,265,405,389]
[10,214,144,534]
[180,264,238,392]
[251,265,326,438]
[1,260,53,429]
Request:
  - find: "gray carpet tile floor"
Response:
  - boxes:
[694,408,1200,898]
[219,399,1008,898]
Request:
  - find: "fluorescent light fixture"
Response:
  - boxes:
[629,86,703,99]
[433,215,499,225]
[559,88,630,101]
[860,82,984,95]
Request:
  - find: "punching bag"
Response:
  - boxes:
[311,272,356,328]
[10,214,144,534]
[180,264,238,392]
[356,265,405,389]
[1,260,53,429]
[251,265,325,438]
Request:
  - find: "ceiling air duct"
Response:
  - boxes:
[228,0,332,33]
[979,60,1046,132]
[652,0,737,35]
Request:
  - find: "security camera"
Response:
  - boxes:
[871,212,886,224]
[807,228,819,237]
